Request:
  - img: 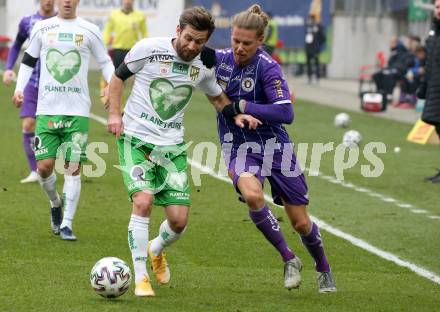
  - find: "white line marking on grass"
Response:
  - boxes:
[305,169,439,221]
[89,113,440,285]
[187,159,440,285]
[410,209,428,214]
[429,216,440,220]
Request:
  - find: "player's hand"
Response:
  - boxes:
[12,91,24,108]
[107,113,124,138]
[3,70,16,86]
[200,46,216,69]
[100,84,109,110]
[234,114,262,130]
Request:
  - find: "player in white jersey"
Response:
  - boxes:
[13,0,114,241]
[107,7,260,297]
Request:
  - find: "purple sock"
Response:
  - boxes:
[249,205,295,262]
[23,132,37,172]
[300,222,330,272]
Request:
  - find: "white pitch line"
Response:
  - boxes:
[89,113,440,285]
[305,169,439,220]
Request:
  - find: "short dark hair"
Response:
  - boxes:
[179,6,216,37]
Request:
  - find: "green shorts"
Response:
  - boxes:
[35,115,89,162]
[117,134,191,207]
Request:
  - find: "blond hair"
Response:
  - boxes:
[231,4,269,37]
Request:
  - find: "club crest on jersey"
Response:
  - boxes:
[190,66,200,81]
[241,77,255,92]
[75,34,84,47]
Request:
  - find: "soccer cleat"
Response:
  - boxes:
[135,275,155,297]
[60,226,77,241]
[50,205,63,235]
[284,257,302,290]
[317,271,337,293]
[148,241,170,284]
[20,171,39,183]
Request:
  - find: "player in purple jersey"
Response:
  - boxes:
[2,0,56,183]
[206,5,336,293]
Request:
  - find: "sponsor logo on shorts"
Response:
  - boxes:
[33,135,48,155]
[130,165,146,181]
[48,120,73,129]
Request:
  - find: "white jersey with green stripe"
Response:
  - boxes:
[25,16,114,117]
[122,37,222,145]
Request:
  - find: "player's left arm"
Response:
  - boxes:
[240,64,294,124]
[89,26,115,83]
[13,22,42,106]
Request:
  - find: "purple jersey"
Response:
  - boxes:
[215,48,293,155]
[6,12,48,87]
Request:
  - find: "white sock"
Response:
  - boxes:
[128,214,150,283]
[150,219,184,256]
[60,175,81,230]
[38,172,61,207]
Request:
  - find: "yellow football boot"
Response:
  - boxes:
[148,241,171,284]
[134,275,155,297]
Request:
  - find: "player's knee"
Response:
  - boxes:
[242,189,265,208]
[132,192,153,216]
[22,119,35,133]
[37,162,53,178]
[292,219,310,235]
[168,218,187,234]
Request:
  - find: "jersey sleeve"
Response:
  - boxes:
[89,25,114,82]
[24,21,42,59]
[199,68,222,97]
[262,62,292,104]
[6,18,29,70]
[124,39,149,74]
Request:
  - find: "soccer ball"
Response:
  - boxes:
[334,113,351,128]
[343,130,362,148]
[90,257,132,298]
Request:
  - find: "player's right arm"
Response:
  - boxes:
[13,22,42,107]
[3,18,28,86]
[107,39,148,137]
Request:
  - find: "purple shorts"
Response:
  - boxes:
[227,149,309,206]
[20,84,38,119]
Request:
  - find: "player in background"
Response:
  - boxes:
[101,0,147,106]
[2,0,56,183]
[204,4,337,293]
[103,0,148,69]
[107,6,259,297]
[13,0,114,241]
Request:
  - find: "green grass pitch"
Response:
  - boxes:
[0,72,439,311]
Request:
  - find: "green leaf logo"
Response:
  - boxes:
[149,78,192,120]
[46,49,81,84]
